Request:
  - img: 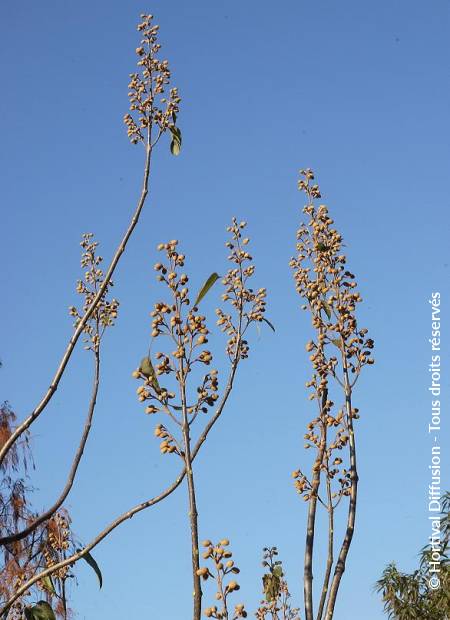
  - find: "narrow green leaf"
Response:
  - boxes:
[78,550,103,589]
[321,301,332,320]
[272,564,283,578]
[170,139,181,156]
[28,602,56,620]
[169,126,182,156]
[140,356,154,378]
[40,574,56,595]
[194,273,220,307]
[261,317,276,332]
[139,356,161,393]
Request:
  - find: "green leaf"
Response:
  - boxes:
[316,242,328,252]
[139,357,161,393]
[140,356,154,378]
[40,574,56,595]
[169,126,182,156]
[170,138,181,156]
[27,602,56,620]
[261,317,275,332]
[78,550,103,589]
[272,564,283,578]
[194,273,220,307]
[321,301,332,320]
[330,338,341,349]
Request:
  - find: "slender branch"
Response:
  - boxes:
[324,365,357,620]
[0,128,153,469]
[181,376,202,620]
[0,348,101,547]
[316,474,334,620]
[216,563,229,620]
[0,352,239,617]
[61,578,68,620]
[304,389,328,620]
[177,287,202,620]
[191,360,239,458]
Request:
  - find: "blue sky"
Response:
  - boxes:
[1,1,449,618]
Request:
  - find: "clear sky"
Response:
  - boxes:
[1,1,449,619]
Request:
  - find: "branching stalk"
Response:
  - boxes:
[291,169,373,620]
[0,357,239,617]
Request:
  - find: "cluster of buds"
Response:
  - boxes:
[199,539,247,619]
[291,469,312,499]
[41,512,73,582]
[292,453,352,503]
[124,14,181,145]
[289,170,374,506]
[11,566,33,599]
[217,218,267,359]
[154,423,182,456]
[132,221,267,465]
[256,548,300,620]
[131,239,221,456]
[69,233,119,351]
[290,170,374,381]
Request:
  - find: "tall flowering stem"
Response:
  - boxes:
[289,170,374,620]
[132,220,267,620]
